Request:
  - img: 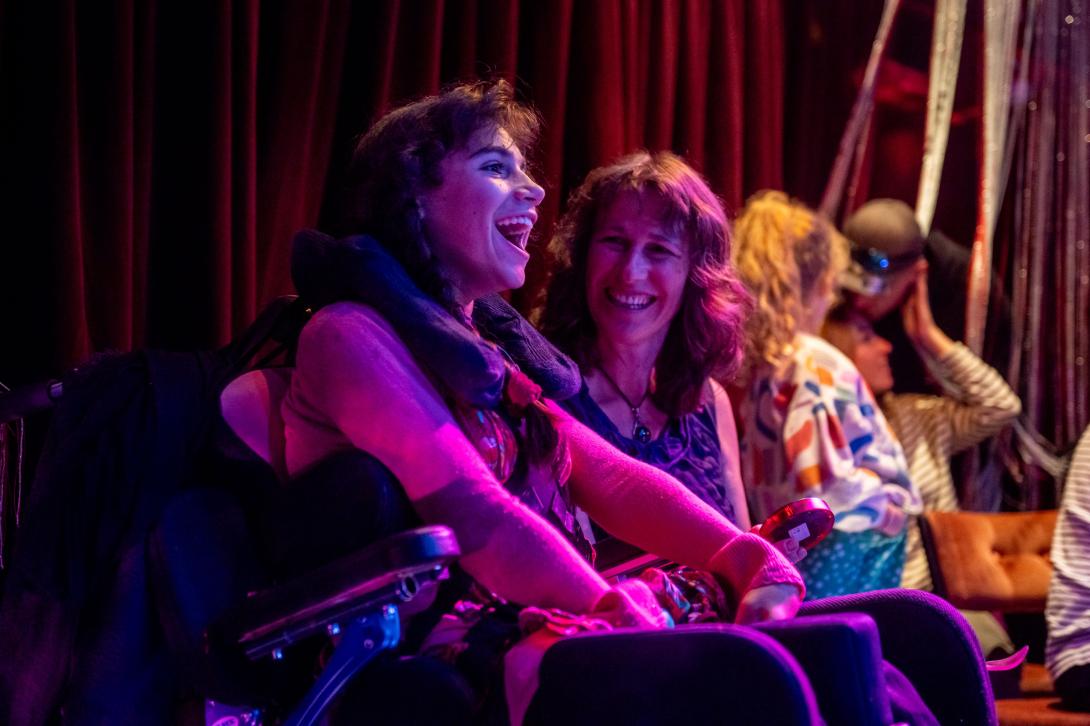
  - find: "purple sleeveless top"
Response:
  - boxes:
[562,381,737,525]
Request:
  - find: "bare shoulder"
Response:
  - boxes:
[707,379,740,435]
[708,379,734,413]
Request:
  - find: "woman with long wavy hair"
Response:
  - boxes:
[538,151,753,545]
[280,85,802,720]
[731,191,920,599]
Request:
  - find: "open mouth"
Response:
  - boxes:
[495,215,535,251]
[605,289,656,310]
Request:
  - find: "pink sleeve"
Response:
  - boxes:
[708,533,807,600]
[293,303,609,613]
[553,403,804,598]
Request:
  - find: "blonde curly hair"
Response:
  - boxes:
[732,190,848,373]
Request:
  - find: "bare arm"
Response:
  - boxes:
[710,380,751,530]
[295,303,609,613]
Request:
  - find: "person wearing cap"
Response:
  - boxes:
[822,278,1021,591]
[841,198,977,395]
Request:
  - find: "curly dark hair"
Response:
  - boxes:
[536,151,752,416]
[346,80,541,313]
[344,81,561,465]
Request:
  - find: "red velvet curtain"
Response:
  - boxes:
[0,0,786,385]
[993,0,1090,507]
[317,0,785,309]
[1,1,351,383]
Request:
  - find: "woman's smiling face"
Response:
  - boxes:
[418,126,545,304]
[585,190,691,351]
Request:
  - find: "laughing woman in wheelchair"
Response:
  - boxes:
[0,81,988,726]
[280,81,804,721]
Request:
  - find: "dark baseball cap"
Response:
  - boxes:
[843,198,925,275]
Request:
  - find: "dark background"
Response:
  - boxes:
[1,0,1086,505]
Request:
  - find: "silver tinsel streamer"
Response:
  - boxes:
[1004,0,1090,508]
[965,0,1031,355]
[915,0,967,235]
[819,0,901,222]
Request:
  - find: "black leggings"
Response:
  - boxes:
[1056,663,1090,712]
[329,654,475,726]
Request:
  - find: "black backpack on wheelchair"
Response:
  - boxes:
[0,295,459,725]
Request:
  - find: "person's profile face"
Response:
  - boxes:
[584,190,690,352]
[837,316,895,394]
[417,126,545,303]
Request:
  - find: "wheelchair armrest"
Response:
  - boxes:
[753,613,892,726]
[222,526,459,660]
[528,625,822,725]
[800,588,998,726]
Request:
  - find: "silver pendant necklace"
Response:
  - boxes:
[596,365,653,444]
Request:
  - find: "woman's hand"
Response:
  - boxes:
[592,580,670,629]
[773,536,807,564]
[749,524,807,564]
[735,583,802,624]
[876,498,908,537]
[901,263,953,358]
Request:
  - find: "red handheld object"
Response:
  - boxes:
[759,498,835,551]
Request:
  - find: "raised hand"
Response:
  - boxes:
[774,536,807,564]
[901,261,953,358]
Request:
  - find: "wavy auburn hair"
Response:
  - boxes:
[537,151,752,417]
[731,190,848,374]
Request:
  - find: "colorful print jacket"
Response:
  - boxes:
[741,334,921,533]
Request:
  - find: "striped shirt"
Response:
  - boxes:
[1046,426,1090,681]
[881,343,1021,591]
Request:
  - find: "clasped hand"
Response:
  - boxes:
[735,582,802,624]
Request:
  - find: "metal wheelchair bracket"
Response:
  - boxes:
[283,604,402,726]
[204,701,262,726]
